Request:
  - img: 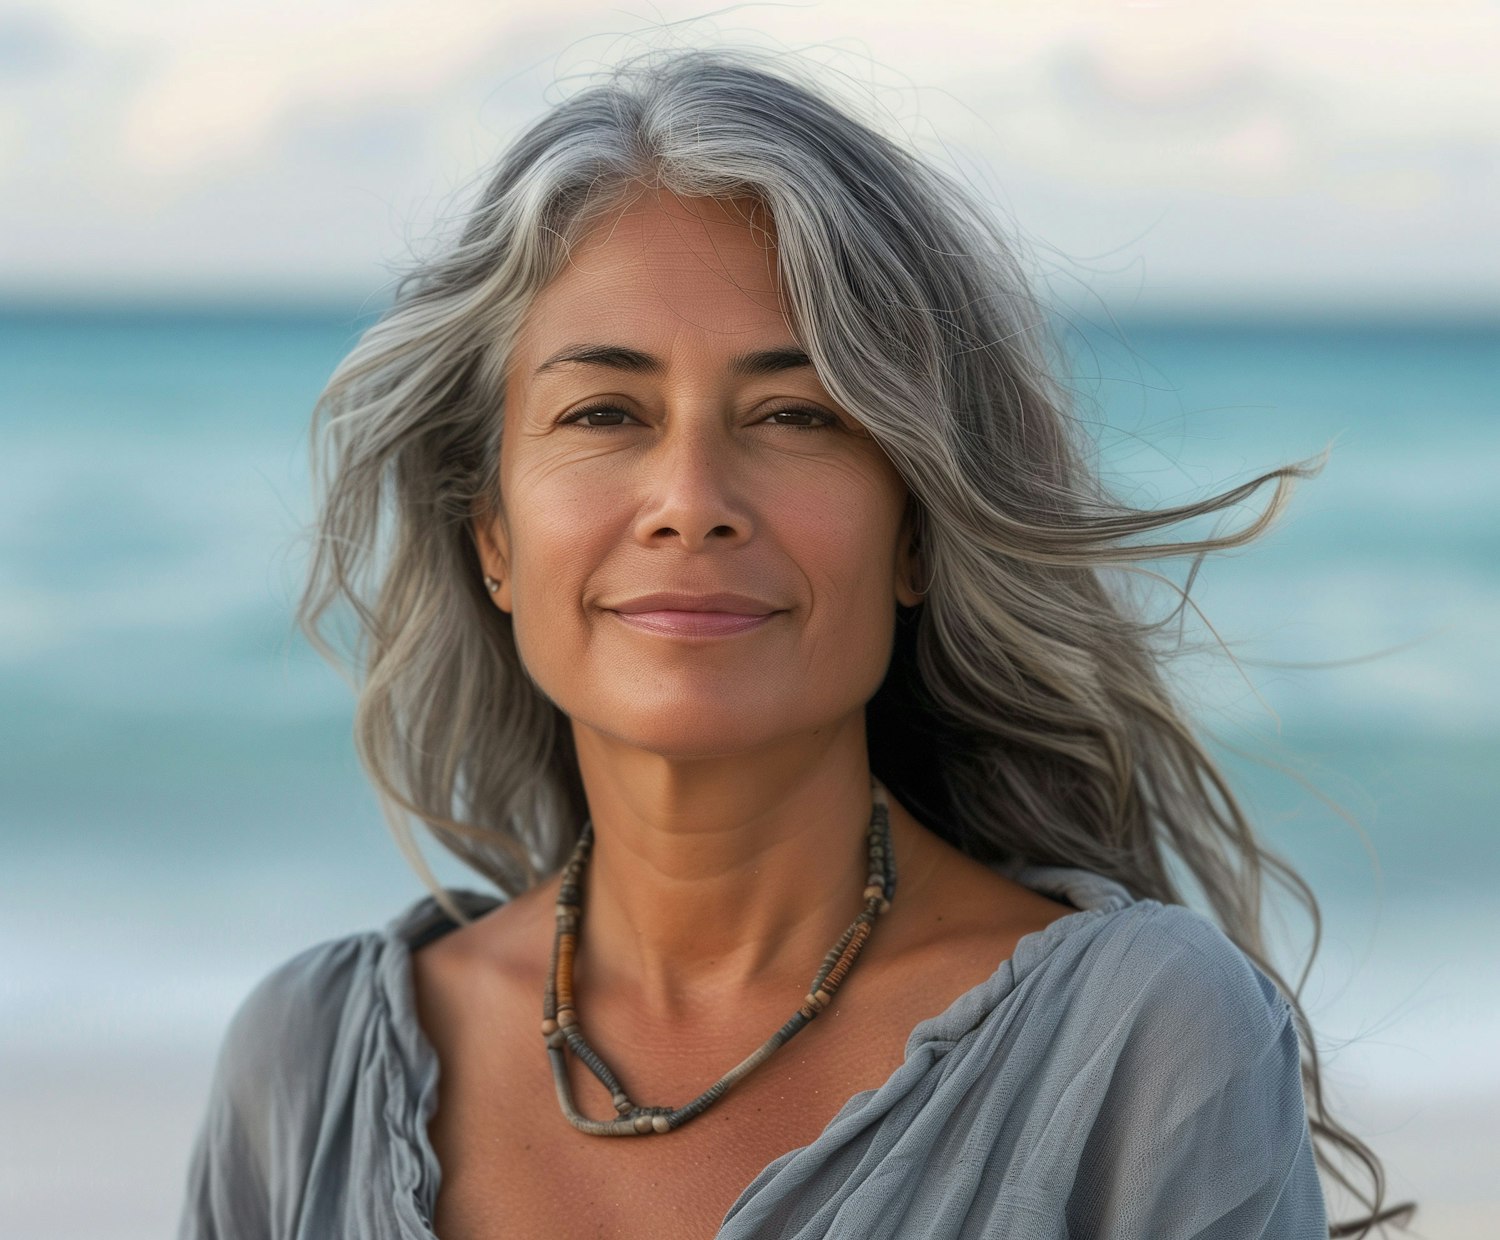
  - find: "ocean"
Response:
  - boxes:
[2,306,1496,1236]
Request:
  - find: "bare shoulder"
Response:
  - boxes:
[409,874,559,1037]
[877,795,1076,986]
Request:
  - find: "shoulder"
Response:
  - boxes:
[209,931,385,1131]
[1056,899,1290,1019]
[214,888,503,1090]
[1041,898,1291,1042]
[224,931,379,1049]
[179,928,390,1235]
[1034,903,1326,1235]
[1003,897,1301,1122]
[180,892,504,1236]
[1133,901,1291,1038]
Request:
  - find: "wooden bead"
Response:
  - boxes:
[545,783,897,1138]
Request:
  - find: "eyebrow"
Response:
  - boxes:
[532,343,813,379]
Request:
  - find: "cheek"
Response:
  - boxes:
[501,472,615,656]
[772,472,903,687]
[780,467,903,595]
[504,454,615,576]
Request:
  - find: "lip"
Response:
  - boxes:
[609,610,778,638]
[608,592,781,615]
[604,592,786,640]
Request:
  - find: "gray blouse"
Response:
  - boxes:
[177,866,1329,1238]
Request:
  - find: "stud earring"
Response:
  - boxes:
[484,575,501,593]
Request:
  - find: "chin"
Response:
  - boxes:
[579,707,792,755]
[572,692,824,760]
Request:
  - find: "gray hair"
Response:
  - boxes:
[296,44,1406,1236]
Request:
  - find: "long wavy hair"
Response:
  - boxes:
[296,44,1409,1236]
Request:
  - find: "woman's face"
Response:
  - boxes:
[476,187,923,759]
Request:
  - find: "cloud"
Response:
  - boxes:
[2,0,1496,308]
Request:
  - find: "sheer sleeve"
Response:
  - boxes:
[1063,906,1328,1239]
[177,1033,272,1240]
[175,935,369,1240]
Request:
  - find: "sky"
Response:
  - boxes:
[0,0,1496,313]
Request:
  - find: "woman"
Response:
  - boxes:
[178,45,1408,1240]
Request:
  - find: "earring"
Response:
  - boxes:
[484,575,501,593]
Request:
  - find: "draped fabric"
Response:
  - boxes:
[177,867,1328,1239]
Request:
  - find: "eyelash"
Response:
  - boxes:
[557,403,838,432]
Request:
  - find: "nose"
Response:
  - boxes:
[630,415,753,552]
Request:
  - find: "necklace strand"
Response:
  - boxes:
[541,777,897,1136]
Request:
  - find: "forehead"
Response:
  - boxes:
[511,189,797,365]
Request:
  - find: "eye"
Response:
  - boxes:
[555,403,840,431]
[762,407,838,431]
[557,403,639,429]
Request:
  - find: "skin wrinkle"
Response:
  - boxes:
[283,53,1395,1233]
[470,188,929,1011]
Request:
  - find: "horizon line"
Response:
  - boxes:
[1,292,1496,331]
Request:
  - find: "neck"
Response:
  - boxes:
[567,716,879,1017]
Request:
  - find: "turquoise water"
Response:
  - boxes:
[0,307,1496,1230]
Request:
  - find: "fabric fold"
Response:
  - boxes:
[177,867,1327,1240]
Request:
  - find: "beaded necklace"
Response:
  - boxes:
[541,776,897,1136]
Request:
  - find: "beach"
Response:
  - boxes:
[1,307,1495,1236]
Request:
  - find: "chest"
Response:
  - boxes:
[422,982,932,1240]
[409,861,1072,1240]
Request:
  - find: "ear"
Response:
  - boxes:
[894,500,927,608]
[471,498,514,614]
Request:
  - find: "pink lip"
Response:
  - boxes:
[609,610,778,638]
[609,592,780,615]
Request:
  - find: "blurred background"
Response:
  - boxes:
[1,2,1495,1236]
